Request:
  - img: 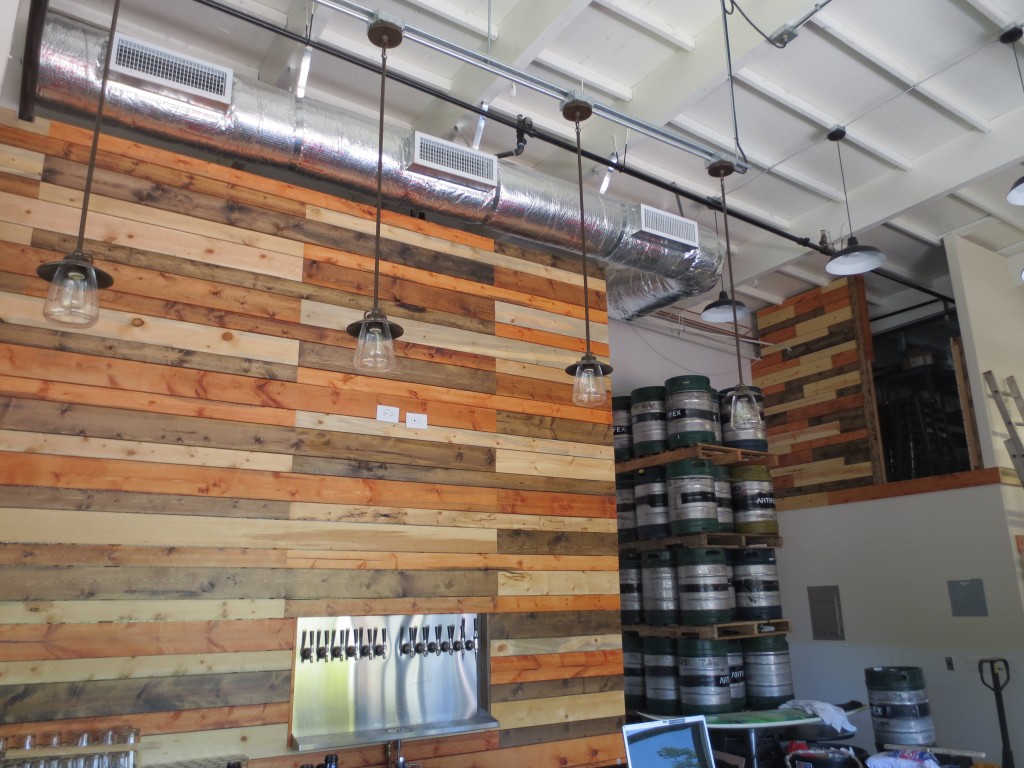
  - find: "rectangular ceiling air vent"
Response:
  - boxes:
[408,132,498,191]
[109,33,233,109]
[636,204,700,249]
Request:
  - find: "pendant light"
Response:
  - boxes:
[708,159,763,432]
[825,127,885,275]
[345,13,404,373]
[1001,27,1024,204]
[35,0,120,327]
[712,0,761,432]
[562,93,612,407]
[701,210,750,323]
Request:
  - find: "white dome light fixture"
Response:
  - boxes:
[825,127,886,276]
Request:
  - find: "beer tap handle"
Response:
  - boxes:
[400,626,412,656]
[345,628,357,660]
[374,627,387,659]
[440,624,453,654]
[300,630,312,662]
[316,630,329,661]
[413,626,426,656]
[465,619,477,652]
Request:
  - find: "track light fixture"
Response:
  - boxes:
[346,13,405,373]
[825,127,885,275]
[562,92,612,407]
[36,0,121,327]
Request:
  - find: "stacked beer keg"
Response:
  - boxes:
[615,375,794,716]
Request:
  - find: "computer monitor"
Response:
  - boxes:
[622,715,717,768]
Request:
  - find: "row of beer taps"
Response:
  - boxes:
[298,619,478,663]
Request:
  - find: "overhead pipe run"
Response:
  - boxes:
[32,11,721,320]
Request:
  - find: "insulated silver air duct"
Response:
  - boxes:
[34,12,721,319]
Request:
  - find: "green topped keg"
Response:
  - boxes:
[678,638,732,715]
[665,375,718,448]
[676,547,735,625]
[667,458,719,535]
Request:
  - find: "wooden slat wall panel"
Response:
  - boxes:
[0,115,621,766]
[752,277,884,507]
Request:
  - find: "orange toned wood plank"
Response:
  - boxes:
[0,169,41,198]
[284,597,499,618]
[775,491,832,511]
[249,731,500,768]
[306,243,594,320]
[0,453,500,512]
[0,374,297,427]
[817,467,1003,508]
[757,347,860,392]
[297,368,612,426]
[496,323,610,358]
[491,650,623,684]
[788,461,873,487]
[0,344,494,431]
[766,422,842,450]
[0,703,289,741]
[767,392,864,422]
[493,266,605,314]
[0,543,288,569]
[285,551,619,571]
[498,489,616,519]
[44,122,494,252]
[412,734,625,768]
[494,595,620,613]
[0,619,295,661]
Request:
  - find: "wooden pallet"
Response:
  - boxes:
[628,619,790,641]
[616,443,777,474]
[623,533,783,552]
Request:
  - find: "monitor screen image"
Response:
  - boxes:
[622,716,716,768]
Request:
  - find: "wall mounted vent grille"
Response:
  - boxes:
[110,33,233,108]
[636,204,700,249]
[408,132,498,191]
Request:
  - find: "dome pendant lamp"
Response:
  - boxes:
[36,0,121,327]
[826,127,885,275]
[562,93,612,407]
[1001,26,1024,205]
[345,13,405,373]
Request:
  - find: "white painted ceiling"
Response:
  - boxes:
[7,0,1024,327]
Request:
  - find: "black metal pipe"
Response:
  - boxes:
[18,0,49,122]
[873,268,955,303]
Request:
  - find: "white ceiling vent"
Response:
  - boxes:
[636,204,700,249]
[110,33,233,109]
[408,132,498,191]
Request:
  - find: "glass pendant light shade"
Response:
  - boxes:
[825,236,886,275]
[37,251,112,328]
[1007,176,1024,205]
[566,352,612,407]
[347,308,402,373]
[701,289,751,323]
[726,383,764,430]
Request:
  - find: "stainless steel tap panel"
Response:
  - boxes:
[290,614,497,751]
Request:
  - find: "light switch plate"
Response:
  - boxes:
[407,413,428,429]
[376,405,400,423]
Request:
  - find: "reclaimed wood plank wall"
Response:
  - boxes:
[751,277,885,510]
[0,112,624,768]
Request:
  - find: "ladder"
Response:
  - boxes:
[982,371,1024,484]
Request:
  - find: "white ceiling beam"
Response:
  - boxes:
[671,114,844,202]
[259,0,330,89]
[954,187,1024,234]
[592,0,695,51]
[959,0,1017,29]
[945,213,998,239]
[402,0,498,40]
[736,284,785,305]
[534,49,633,101]
[736,69,913,171]
[319,28,454,93]
[731,102,1024,285]
[413,0,592,138]
[778,264,831,287]
[884,217,943,246]
[810,12,990,133]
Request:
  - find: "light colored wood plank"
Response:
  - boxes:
[490,690,624,729]
[0,650,291,685]
[288,503,616,533]
[0,508,498,554]
[0,221,33,244]
[0,599,286,625]
[495,302,608,345]
[2,294,302,366]
[306,205,605,292]
[802,370,861,398]
[295,411,613,461]
[491,634,622,657]
[790,461,874,487]
[39,183,305,256]
[0,146,44,179]
[0,111,51,135]
[0,191,304,281]
[767,423,842,451]
[495,448,613,482]
[144,724,290,763]
[0,430,293,472]
[285,551,618,571]
[497,571,619,596]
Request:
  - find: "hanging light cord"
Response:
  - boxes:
[835,138,854,247]
[1012,36,1024,95]
[75,0,122,255]
[371,34,391,312]
[720,175,744,387]
[573,115,593,356]
[720,0,747,164]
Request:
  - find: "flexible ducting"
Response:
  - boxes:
[34,12,722,319]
